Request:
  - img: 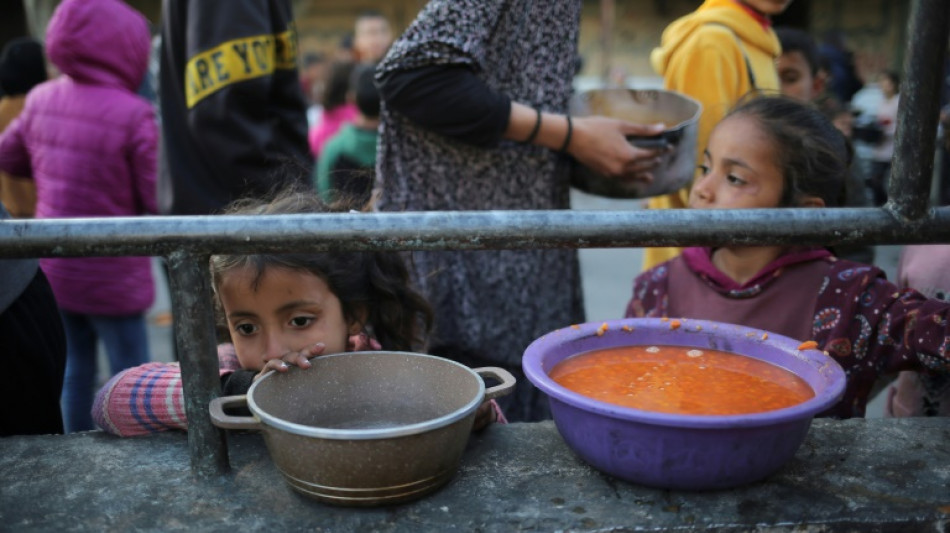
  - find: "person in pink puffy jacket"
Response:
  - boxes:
[0,0,158,432]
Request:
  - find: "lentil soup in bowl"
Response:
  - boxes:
[522,318,846,490]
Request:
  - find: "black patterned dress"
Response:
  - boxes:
[375,0,584,421]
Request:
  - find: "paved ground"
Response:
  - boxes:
[131,189,902,417]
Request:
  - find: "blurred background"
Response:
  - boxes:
[3,1,910,86]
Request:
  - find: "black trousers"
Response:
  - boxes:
[0,270,67,436]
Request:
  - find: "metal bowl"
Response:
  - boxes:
[522,318,846,490]
[569,88,702,199]
[210,351,515,506]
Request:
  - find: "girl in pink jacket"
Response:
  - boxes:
[0,0,157,432]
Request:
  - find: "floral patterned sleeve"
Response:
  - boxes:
[813,261,950,417]
[625,263,671,319]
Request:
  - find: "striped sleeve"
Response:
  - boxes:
[93,362,188,437]
[93,344,242,437]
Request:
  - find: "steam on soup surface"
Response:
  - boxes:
[550,345,814,415]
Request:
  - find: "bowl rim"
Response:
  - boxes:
[571,87,703,134]
[246,351,485,440]
[523,318,847,429]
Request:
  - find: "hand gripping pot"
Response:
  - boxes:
[569,88,702,199]
[523,318,846,490]
[209,351,515,506]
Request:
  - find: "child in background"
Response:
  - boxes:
[868,70,901,206]
[0,0,157,433]
[352,10,393,65]
[308,61,359,159]
[625,96,950,418]
[315,64,380,206]
[644,0,790,270]
[774,27,825,103]
[93,188,504,436]
[0,37,48,218]
[775,26,874,265]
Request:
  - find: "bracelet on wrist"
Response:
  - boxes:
[559,115,573,153]
[523,107,542,144]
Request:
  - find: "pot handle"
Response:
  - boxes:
[209,395,262,431]
[474,367,517,401]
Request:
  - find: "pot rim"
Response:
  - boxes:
[573,87,703,134]
[246,351,485,440]
[523,318,847,429]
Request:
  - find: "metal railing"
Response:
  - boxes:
[1,0,948,478]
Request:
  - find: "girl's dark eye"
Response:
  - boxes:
[727,174,746,186]
[290,316,314,328]
[698,164,710,175]
[235,323,256,335]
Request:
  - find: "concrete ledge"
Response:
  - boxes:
[1,419,948,531]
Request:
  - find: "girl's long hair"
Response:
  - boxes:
[209,187,433,352]
[726,94,852,208]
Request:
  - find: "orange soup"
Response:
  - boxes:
[550,345,814,415]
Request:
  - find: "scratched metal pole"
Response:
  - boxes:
[888,0,950,220]
[3,208,950,260]
[165,251,228,478]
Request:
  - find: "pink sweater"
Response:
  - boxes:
[307,103,358,157]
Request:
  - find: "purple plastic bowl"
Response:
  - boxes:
[523,318,846,490]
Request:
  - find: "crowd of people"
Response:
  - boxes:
[0,0,947,438]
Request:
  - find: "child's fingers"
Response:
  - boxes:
[291,352,312,369]
[291,342,326,369]
[304,342,326,359]
[260,342,325,373]
[262,359,292,373]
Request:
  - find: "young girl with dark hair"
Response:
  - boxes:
[625,95,950,418]
[93,189,504,436]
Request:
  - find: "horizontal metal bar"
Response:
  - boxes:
[1,207,948,259]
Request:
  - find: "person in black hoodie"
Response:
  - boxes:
[157,0,313,216]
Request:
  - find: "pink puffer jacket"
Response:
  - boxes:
[0,0,157,315]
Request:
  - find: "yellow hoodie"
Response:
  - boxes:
[644,0,781,270]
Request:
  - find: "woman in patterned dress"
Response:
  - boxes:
[374,0,664,421]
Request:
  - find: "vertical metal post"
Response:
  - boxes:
[600,0,615,81]
[889,0,950,219]
[166,251,230,477]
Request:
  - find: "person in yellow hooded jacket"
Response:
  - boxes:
[643,0,790,270]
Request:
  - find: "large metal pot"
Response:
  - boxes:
[569,88,702,199]
[523,318,846,490]
[209,351,515,506]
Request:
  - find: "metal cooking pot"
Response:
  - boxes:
[209,351,515,506]
[569,88,702,199]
